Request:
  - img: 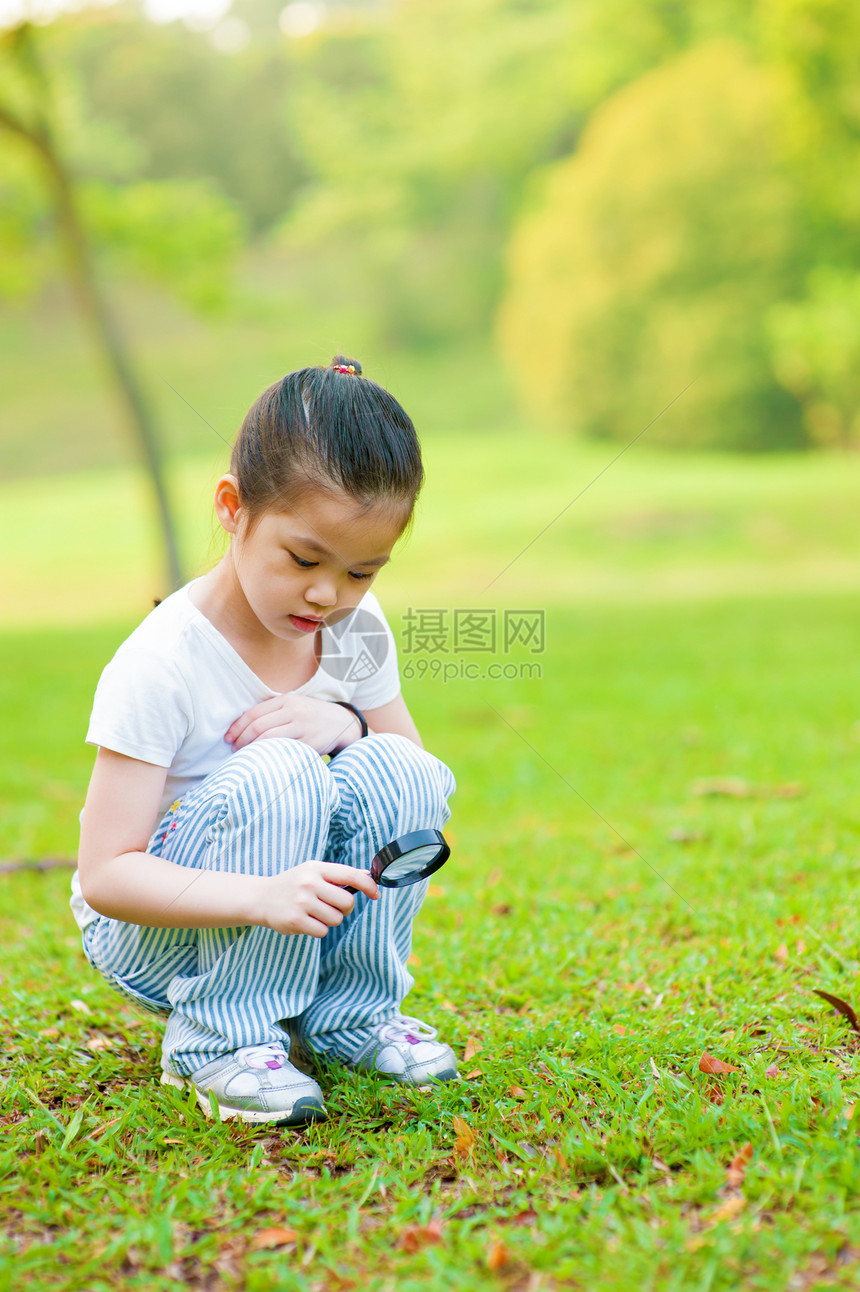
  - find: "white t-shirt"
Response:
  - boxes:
[70,580,401,931]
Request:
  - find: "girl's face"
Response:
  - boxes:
[218,482,408,643]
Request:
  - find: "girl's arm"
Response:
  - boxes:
[78,747,376,931]
[364,694,423,748]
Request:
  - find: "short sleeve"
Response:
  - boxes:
[86,647,194,767]
[349,602,401,711]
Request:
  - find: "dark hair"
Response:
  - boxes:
[230,355,423,526]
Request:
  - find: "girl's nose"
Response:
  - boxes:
[306,576,338,609]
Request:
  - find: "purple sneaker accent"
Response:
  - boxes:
[405,1034,421,1044]
[265,1058,283,1069]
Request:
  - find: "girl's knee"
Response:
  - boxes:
[226,738,336,802]
[336,732,456,805]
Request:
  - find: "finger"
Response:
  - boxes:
[232,715,299,751]
[320,863,380,899]
[306,898,346,928]
[318,884,355,914]
[225,696,288,743]
[299,915,331,939]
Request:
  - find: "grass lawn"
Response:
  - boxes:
[2,587,860,1289]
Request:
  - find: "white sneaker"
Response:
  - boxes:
[161,1041,326,1125]
[348,1016,458,1085]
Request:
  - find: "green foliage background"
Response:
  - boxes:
[3,0,860,455]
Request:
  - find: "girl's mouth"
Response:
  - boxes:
[289,614,324,634]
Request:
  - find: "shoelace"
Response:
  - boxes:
[379,1016,438,1044]
[234,1041,289,1070]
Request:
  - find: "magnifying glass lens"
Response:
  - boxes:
[371,830,450,888]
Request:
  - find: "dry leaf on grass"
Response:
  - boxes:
[765,1064,781,1079]
[775,943,789,963]
[726,1142,753,1189]
[612,1024,627,1036]
[708,1195,747,1225]
[813,989,860,1035]
[464,1069,483,1081]
[452,1115,476,1158]
[692,777,751,798]
[399,1219,443,1253]
[249,1226,298,1250]
[691,778,805,800]
[509,1085,527,1100]
[487,1237,511,1272]
[699,1052,741,1075]
[464,1036,480,1062]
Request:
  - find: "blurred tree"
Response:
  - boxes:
[278,0,754,346]
[0,19,242,589]
[65,6,309,235]
[758,0,860,448]
[497,38,808,450]
[769,269,860,448]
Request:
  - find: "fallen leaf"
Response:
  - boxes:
[491,903,512,917]
[764,1064,781,1079]
[86,1033,114,1051]
[796,940,806,955]
[726,1142,753,1189]
[452,1115,476,1158]
[554,1145,568,1171]
[649,1057,661,1081]
[699,1053,741,1075]
[505,1208,538,1227]
[509,1085,527,1100]
[775,944,789,963]
[69,999,92,1015]
[464,1036,480,1062]
[407,954,421,967]
[487,1237,511,1272]
[612,1024,627,1036]
[813,989,860,1035]
[692,777,750,798]
[844,1103,856,1122]
[708,1195,747,1225]
[249,1227,298,1250]
[400,1219,443,1253]
[427,884,445,897]
[667,827,706,843]
[464,1069,483,1081]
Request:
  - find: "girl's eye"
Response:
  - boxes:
[290,551,372,581]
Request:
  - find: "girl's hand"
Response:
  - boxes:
[257,861,379,937]
[226,694,362,755]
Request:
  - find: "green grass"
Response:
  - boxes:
[4,291,860,1284]
[3,429,860,630]
[2,592,860,1289]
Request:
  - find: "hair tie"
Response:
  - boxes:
[333,363,357,375]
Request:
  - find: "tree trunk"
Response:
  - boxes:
[0,27,184,593]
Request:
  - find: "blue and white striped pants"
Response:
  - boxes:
[81,733,456,1076]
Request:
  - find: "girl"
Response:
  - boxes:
[71,356,458,1127]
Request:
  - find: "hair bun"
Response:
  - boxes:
[330,354,363,376]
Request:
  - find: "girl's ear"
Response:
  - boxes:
[214,474,243,534]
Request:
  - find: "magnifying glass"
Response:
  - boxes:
[345,828,450,893]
